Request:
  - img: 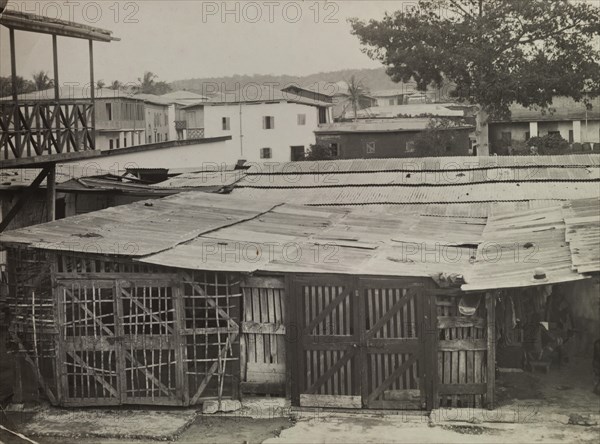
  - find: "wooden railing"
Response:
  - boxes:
[0,100,95,160]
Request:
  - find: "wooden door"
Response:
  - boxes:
[291,275,434,410]
[359,278,427,409]
[57,280,121,406]
[117,279,184,405]
[294,275,362,409]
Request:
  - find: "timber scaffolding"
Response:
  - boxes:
[1,192,598,410]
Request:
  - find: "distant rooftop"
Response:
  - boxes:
[185,86,332,108]
[0,86,139,102]
[160,90,209,101]
[316,119,473,133]
[493,96,600,123]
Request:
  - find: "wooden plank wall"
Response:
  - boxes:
[240,276,286,396]
[436,293,490,408]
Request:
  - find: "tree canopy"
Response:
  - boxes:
[350,0,600,118]
[137,71,172,95]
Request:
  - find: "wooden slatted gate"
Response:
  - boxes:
[292,275,436,409]
[240,277,286,395]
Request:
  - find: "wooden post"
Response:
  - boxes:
[9,27,21,159]
[485,292,496,409]
[89,39,96,150]
[46,164,56,222]
[428,289,440,410]
[52,34,61,153]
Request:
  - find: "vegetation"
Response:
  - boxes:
[345,75,369,122]
[32,70,54,91]
[303,144,336,161]
[0,76,35,97]
[527,133,570,155]
[411,118,466,157]
[137,71,171,95]
[350,0,600,120]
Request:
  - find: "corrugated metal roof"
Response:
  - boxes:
[315,119,472,133]
[0,87,137,102]
[492,96,600,123]
[0,192,484,278]
[462,205,587,291]
[562,198,600,274]
[2,192,597,285]
[228,182,599,206]
[0,165,115,190]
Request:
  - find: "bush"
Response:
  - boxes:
[303,144,335,161]
[527,134,570,155]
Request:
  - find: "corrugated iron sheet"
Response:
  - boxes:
[462,205,586,291]
[228,182,600,206]
[562,198,600,274]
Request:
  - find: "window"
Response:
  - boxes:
[165,132,168,141]
[569,130,574,143]
[109,139,114,150]
[105,103,112,121]
[291,146,305,161]
[318,107,327,124]
[525,131,531,141]
[263,116,275,129]
[366,141,376,154]
[116,138,120,149]
[148,135,152,143]
[406,140,416,153]
[123,137,127,148]
[329,143,339,157]
[222,117,230,131]
[297,114,306,125]
[260,147,272,159]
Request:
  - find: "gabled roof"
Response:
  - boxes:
[160,90,209,101]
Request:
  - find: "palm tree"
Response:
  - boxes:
[109,80,122,90]
[137,71,158,94]
[346,75,368,122]
[32,70,54,91]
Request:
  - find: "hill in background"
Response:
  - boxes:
[170,67,416,96]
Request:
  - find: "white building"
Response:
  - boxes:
[184,87,332,162]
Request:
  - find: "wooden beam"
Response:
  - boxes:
[89,39,96,149]
[9,27,21,158]
[486,292,496,409]
[46,163,56,221]
[0,167,50,232]
[52,34,61,152]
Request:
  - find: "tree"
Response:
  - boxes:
[136,71,172,94]
[0,76,35,97]
[345,75,369,122]
[350,0,600,153]
[303,144,335,161]
[411,117,466,157]
[109,80,122,90]
[96,80,106,89]
[32,70,54,90]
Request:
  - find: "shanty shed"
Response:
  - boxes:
[0,192,500,410]
[1,190,598,411]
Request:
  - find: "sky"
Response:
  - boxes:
[0,0,407,86]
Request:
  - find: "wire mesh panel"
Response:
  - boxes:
[118,280,183,405]
[182,271,240,405]
[58,280,120,406]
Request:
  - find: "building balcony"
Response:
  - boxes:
[187,127,205,139]
[175,120,187,130]
[0,100,96,163]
